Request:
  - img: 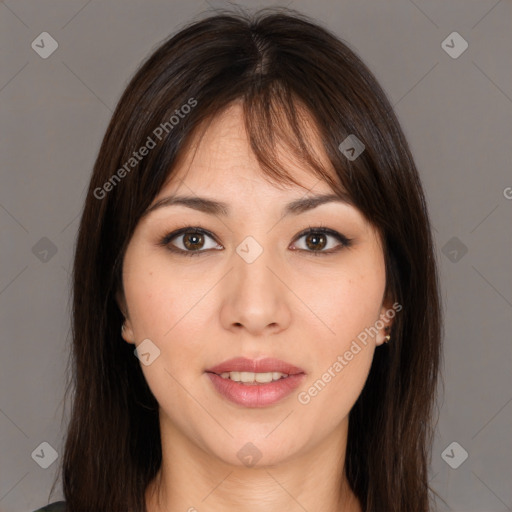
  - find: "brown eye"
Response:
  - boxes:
[291,227,352,255]
[159,227,221,256]
[182,232,205,251]
[304,232,327,251]
[159,226,352,258]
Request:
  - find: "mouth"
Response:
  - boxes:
[207,370,295,385]
[205,356,306,379]
[205,357,306,407]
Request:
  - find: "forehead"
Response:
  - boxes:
[158,102,338,199]
[141,102,379,245]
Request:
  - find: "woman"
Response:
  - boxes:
[37,7,442,512]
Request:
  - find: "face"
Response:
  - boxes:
[119,102,393,468]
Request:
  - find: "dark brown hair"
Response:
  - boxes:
[50,7,442,511]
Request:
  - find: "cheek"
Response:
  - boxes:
[292,258,384,414]
[122,253,215,379]
[296,339,374,439]
[296,262,385,353]
[123,252,198,338]
[308,277,382,337]
[123,257,212,418]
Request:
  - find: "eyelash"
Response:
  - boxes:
[157,224,353,257]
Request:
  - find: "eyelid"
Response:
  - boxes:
[290,225,352,254]
[158,226,221,256]
[158,225,352,256]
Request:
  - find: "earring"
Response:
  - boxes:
[384,326,391,343]
[121,322,126,334]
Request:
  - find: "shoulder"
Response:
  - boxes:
[32,501,66,512]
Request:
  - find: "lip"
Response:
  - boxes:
[205,357,306,408]
[206,373,306,408]
[205,357,305,375]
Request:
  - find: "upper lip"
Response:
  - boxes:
[206,357,306,375]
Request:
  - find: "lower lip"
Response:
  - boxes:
[206,372,306,408]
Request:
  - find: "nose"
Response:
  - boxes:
[219,244,292,336]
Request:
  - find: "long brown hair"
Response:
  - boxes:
[51,7,442,511]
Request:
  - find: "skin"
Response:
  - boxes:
[119,103,394,512]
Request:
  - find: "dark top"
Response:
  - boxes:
[32,501,66,512]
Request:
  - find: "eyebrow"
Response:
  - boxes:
[142,192,354,218]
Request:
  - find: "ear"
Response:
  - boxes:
[121,317,136,345]
[375,300,396,346]
[116,289,136,345]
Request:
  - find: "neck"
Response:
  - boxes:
[145,413,362,512]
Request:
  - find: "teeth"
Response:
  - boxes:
[219,371,289,383]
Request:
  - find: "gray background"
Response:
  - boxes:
[1,1,511,511]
